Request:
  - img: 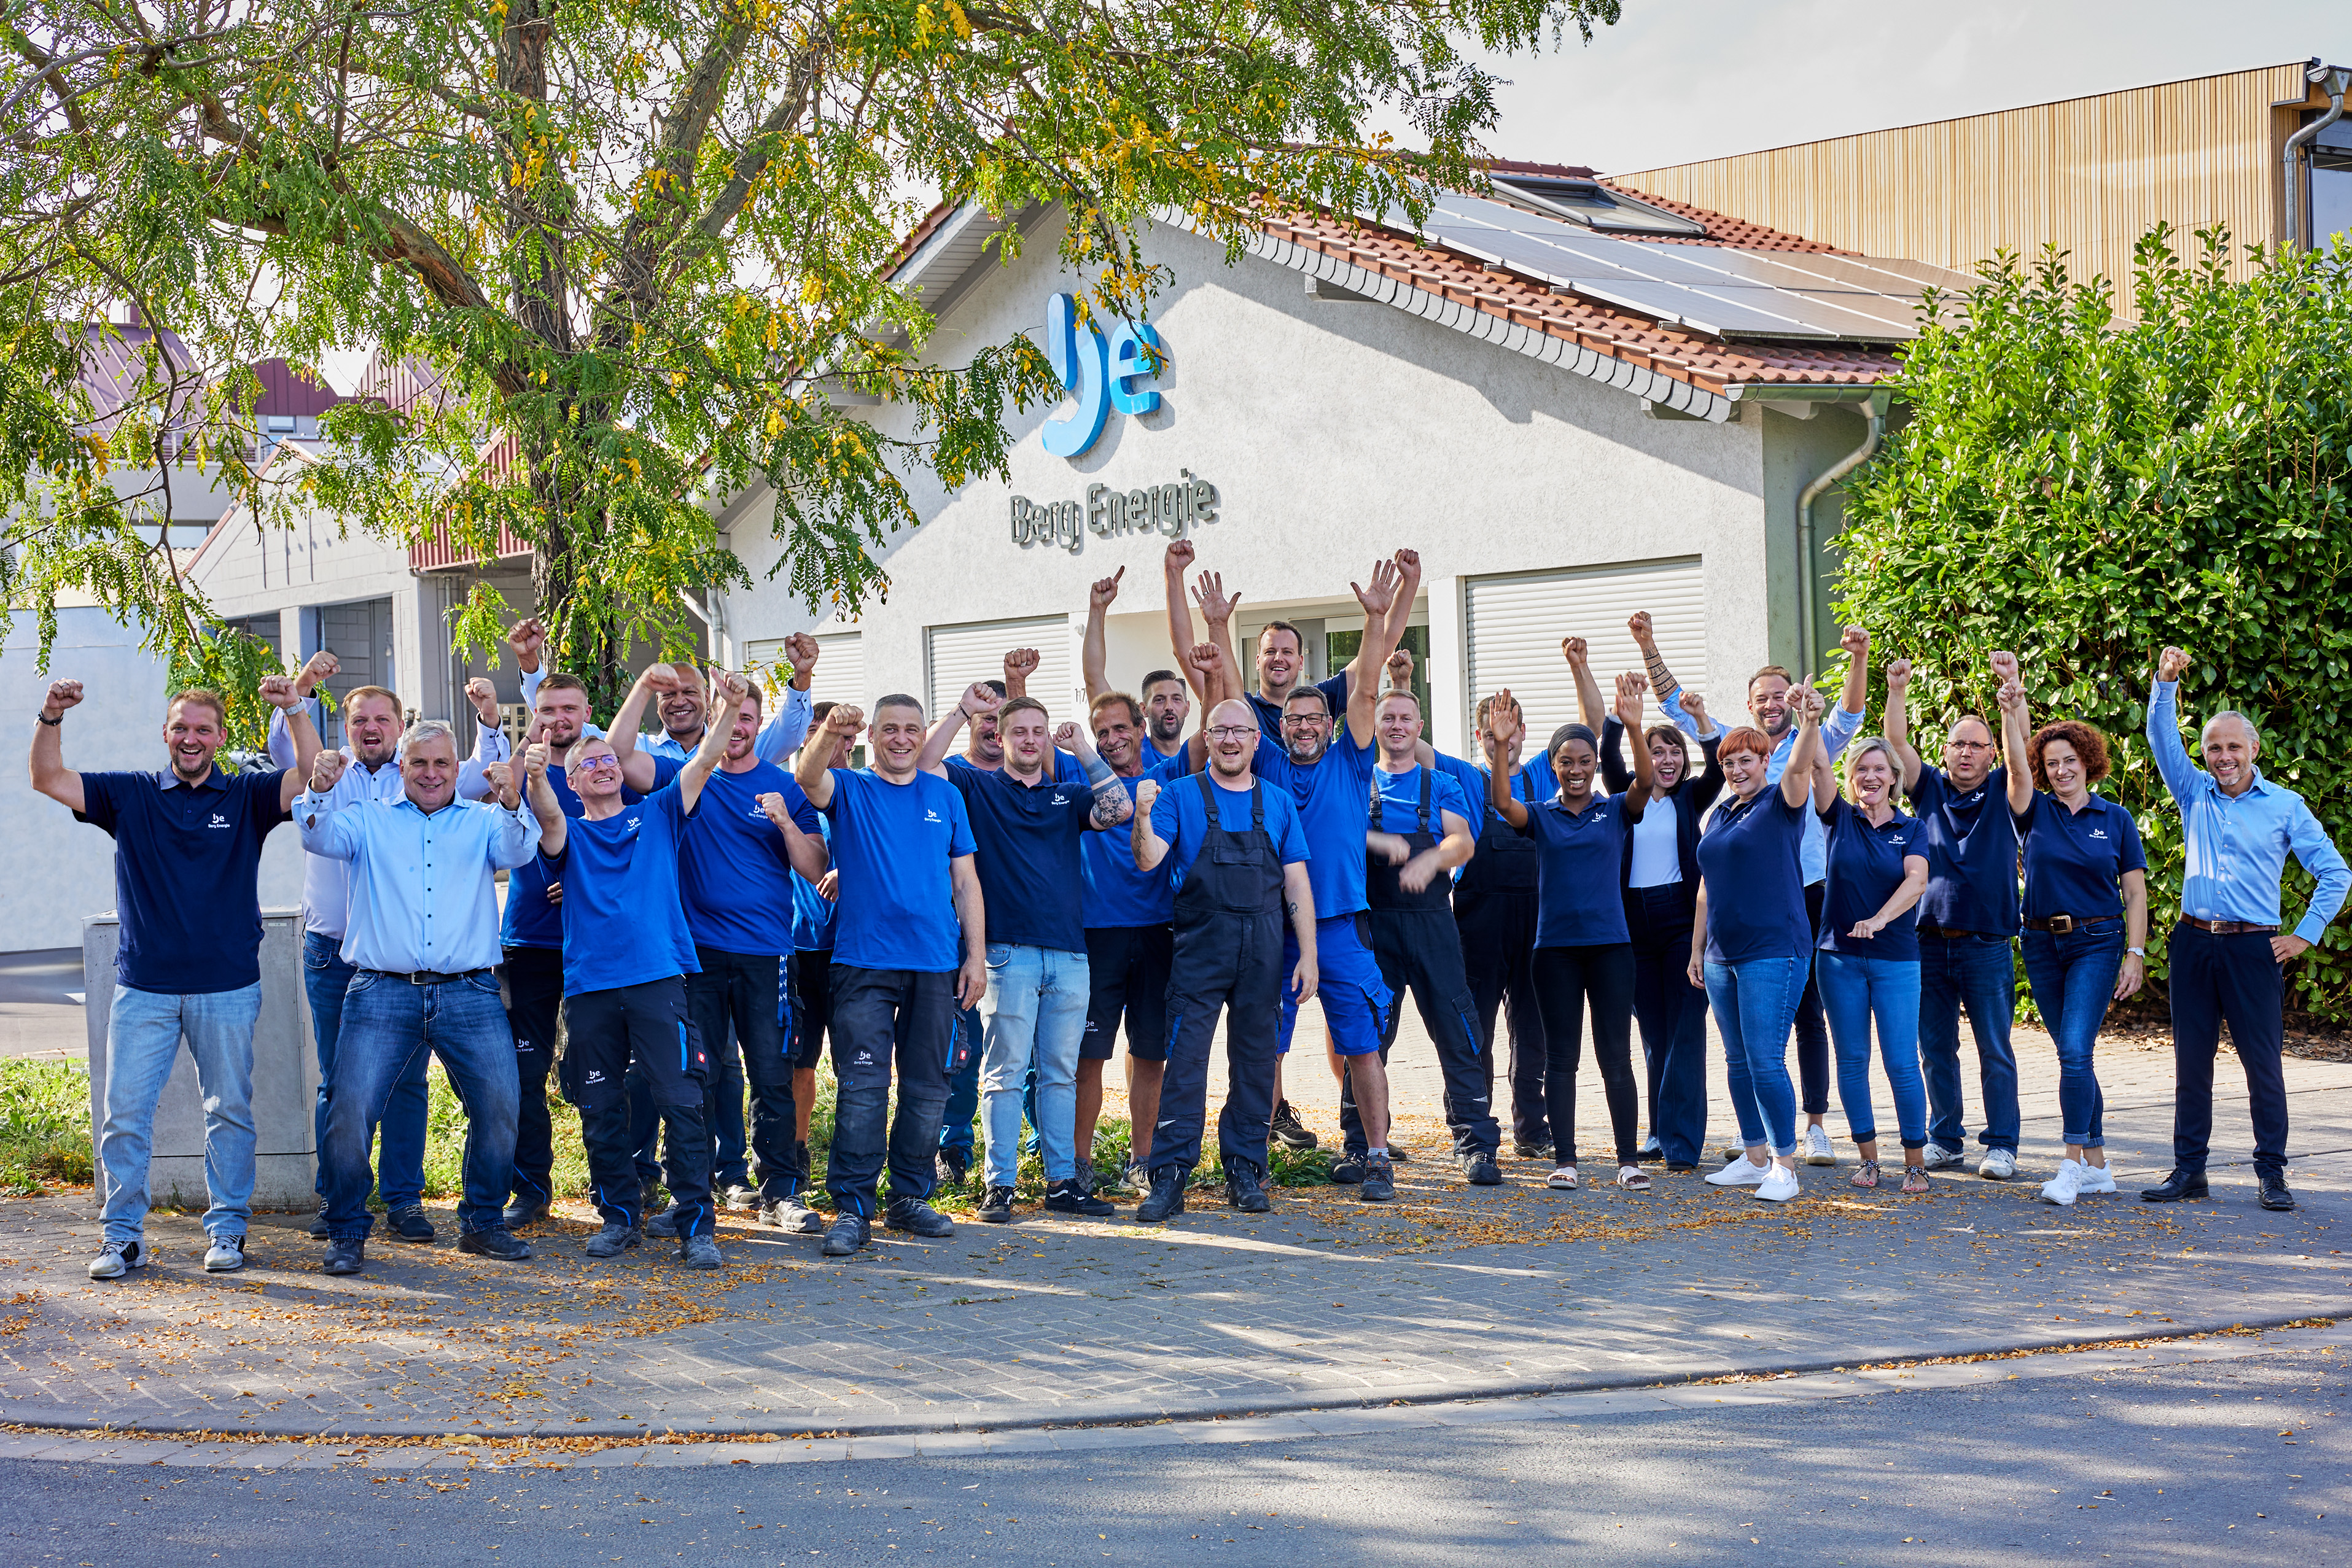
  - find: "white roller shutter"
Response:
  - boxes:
[1464,558,1708,753]
[926,615,1078,723]
[744,631,866,716]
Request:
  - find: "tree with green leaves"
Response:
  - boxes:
[3,0,1621,694]
[1834,226,2352,1020]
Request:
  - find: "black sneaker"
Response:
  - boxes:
[976,1184,1016,1224]
[1044,1178,1115,1217]
[886,1197,956,1239]
[1133,1168,1187,1223]
[1358,1152,1396,1203]
[1513,1140,1549,1160]
[501,1198,549,1228]
[1224,1161,1271,1214]
[458,1227,532,1262]
[1330,1150,1368,1185]
[1270,1100,1319,1150]
[385,1204,437,1243]
[1458,1150,1503,1186]
[584,1222,642,1259]
[309,1200,330,1240]
[822,1211,870,1258]
[645,1201,682,1240]
[938,1148,970,1189]
[321,1238,366,1276]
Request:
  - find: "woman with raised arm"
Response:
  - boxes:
[1484,676,1654,1193]
[1687,682,1826,1204]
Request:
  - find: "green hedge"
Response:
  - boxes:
[1834,227,2352,1023]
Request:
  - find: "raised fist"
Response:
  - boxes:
[2157,646,2190,683]
[309,750,349,791]
[755,791,795,828]
[1052,721,1084,751]
[41,680,83,718]
[637,662,680,694]
[1988,650,2019,686]
[481,761,516,804]
[1002,647,1041,683]
[956,683,1000,721]
[1186,640,1225,676]
[1134,777,1161,815]
[465,677,500,722]
[713,670,751,708]
[523,741,551,782]
[1385,650,1414,691]
[1681,689,1709,731]
[1090,567,1125,611]
[1627,610,1655,648]
[1995,679,2027,715]
[259,673,302,709]
[1884,658,1912,690]
[297,649,340,694]
[1164,539,1196,573]
[1392,547,1422,578]
[782,631,819,672]
[1790,683,1827,724]
[824,703,865,737]
[1561,636,1589,669]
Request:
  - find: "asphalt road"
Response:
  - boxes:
[2,1346,2342,1567]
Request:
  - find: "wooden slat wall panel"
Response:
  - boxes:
[1614,64,2316,297]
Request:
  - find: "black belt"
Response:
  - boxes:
[363,967,494,985]
[2181,917,2279,936]
[2023,914,2122,934]
[1915,923,2003,942]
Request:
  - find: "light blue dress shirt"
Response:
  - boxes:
[2145,680,2348,944]
[519,667,811,764]
[295,791,540,973]
[1662,688,1863,885]
[268,702,507,937]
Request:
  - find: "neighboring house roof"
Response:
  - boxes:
[68,320,201,426]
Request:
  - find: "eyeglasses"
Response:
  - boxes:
[575,756,622,774]
[1947,740,1996,753]
[1282,714,1330,728]
[1206,725,1256,741]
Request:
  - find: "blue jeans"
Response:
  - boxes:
[99,982,261,1244]
[1702,952,1804,1157]
[979,944,1091,1186]
[303,931,427,1209]
[321,971,518,1239]
[1918,933,2020,1152]
[939,1003,984,1157]
[1813,952,1928,1149]
[2021,924,2123,1148]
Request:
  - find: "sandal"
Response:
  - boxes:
[1900,1164,1931,1195]
[1546,1165,1579,1190]
[1616,1165,1649,1190]
[1849,1159,1880,1189]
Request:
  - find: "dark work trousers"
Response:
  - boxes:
[2166,922,2291,1176]
[1626,884,1708,1166]
[1456,890,1548,1147]
[497,944,566,1208]
[1155,775,1286,1178]
[1794,882,1831,1116]
[563,976,712,1238]
[826,966,957,1217]
[626,1011,748,1199]
[1357,909,1499,1156]
[687,947,802,1200]
[1529,943,1641,1166]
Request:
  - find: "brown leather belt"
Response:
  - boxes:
[2023,914,2120,934]
[2181,917,2278,936]
[1915,923,1995,942]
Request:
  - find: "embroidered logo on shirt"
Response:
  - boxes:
[2089,828,2109,840]
[1051,792,1070,805]
[924,810,943,825]
[624,815,641,832]
[584,1069,606,1085]
[208,812,231,829]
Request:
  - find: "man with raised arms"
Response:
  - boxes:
[1083,564,1195,765]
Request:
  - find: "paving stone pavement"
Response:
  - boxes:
[1,1022,2346,1441]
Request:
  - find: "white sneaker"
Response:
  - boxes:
[88,1239,146,1280]
[1754,1163,1801,1203]
[1706,1155,1772,1187]
[1977,1147,2019,1181]
[1921,1143,1966,1170]
[203,1233,246,1272]
[1802,1125,1837,1166]
[2039,1159,2082,1207]
[2074,1161,2117,1195]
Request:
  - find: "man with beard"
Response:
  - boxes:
[36,675,321,1280]
[1083,564,1194,764]
[610,673,830,1236]
[514,624,818,766]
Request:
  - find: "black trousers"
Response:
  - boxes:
[825,966,956,1216]
[1353,908,1500,1156]
[1626,885,1708,1166]
[1156,912,1283,1177]
[688,948,804,1200]
[1529,943,1640,1166]
[563,976,712,1238]
[2167,922,2291,1175]
[497,944,565,1206]
[1456,890,1549,1147]
[1795,882,1831,1116]
[789,950,833,1071]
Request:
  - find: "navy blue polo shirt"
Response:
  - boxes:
[822,768,976,971]
[1516,792,1635,947]
[1082,754,1190,930]
[1148,775,1310,898]
[502,753,683,950]
[74,768,290,993]
[952,764,1103,953]
[790,817,835,953]
[1817,796,1926,962]
[2018,792,2146,922]
[1909,765,2023,936]
[1246,671,1351,741]
[1253,731,1378,918]
[541,785,701,997]
[1371,765,1476,837]
[673,763,820,956]
[1697,789,1812,964]
[946,750,1088,786]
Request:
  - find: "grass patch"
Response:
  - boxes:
[0,1061,95,1195]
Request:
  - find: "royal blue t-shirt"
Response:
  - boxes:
[502,753,683,950]
[2018,793,2146,922]
[1817,796,1925,962]
[952,764,1103,954]
[1253,732,1377,918]
[1909,765,2023,937]
[1430,753,1551,837]
[790,816,835,952]
[1147,774,1310,898]
[1517,792,1635,947]
[674,763,820,956]
[1371,764,1476,837]
[75,768,289,993]
[1082,755,1190,929]
[822,768,976,971]
[1697,789,1812,964]
[1246,672,1350,742]
[542,786,700,997]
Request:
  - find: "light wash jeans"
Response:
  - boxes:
[100,982,261,1245]
[1814,951,1929,1149]
[979,944,1090,1186]
[1701,951,1804,1157]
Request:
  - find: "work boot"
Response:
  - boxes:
[321,1238,366,1276]
[886,1197,956,1239]
[1330,1149,1368,1185]
[1358,1152,1396,1203]
[761,1195,824,1235]
[645,1201,683,1240]
[1224,1160,1272,1214]
[1044,1178,1115,1217]
[585,1222,642,1259]
[385,1203,436,1243]
[822,1211,870,1258]
[1269,1101,1318,1151]
[309,1200,330,1240]
[1457,1150,1503,1187]
[1133,1168,1187,1223]
[679,1233,725,1270]
[938,1147,970,1189]
[501,1197,549,1228]
[458,1227,532,1262]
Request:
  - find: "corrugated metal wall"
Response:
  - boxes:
[1611,63,2322,292]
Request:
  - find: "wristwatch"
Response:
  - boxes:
[2127,946,2146,957]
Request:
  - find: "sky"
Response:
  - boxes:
[1470,0,2348,173]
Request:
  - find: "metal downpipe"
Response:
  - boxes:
[2283,64,2350,252]
[1796,389,1890,669]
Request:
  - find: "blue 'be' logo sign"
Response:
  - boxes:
[1042,293,1163,459]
